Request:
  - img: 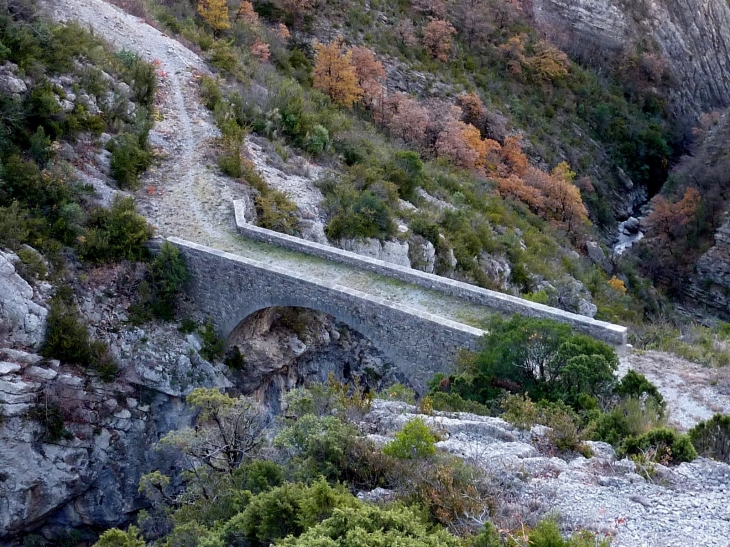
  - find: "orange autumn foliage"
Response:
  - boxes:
[351,46,386,106]
[251,39,270,62]
[423,18,456,61]
[313,37,363,107]
[234,0,258,24]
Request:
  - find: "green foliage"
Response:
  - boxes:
[429,392,491,416]
[148,241,190,320]
[323,182,395,240]
[41,289,117,380]
[383,417,438,460]
[223,479,357,547]
[224,345,246,370]
[107,132,153,189]
[178,317,198,334]
[615,370,665,408]
[447,315,618,407]
[232,460,284,494]
[199,320,224,361]
[592,396,666,446]
[255,189,299,234]
[379,382,416,404]
[277,502,464,547]
[689,414,730,463]
[28,397,72,443]
[79,196,153,263]
[0,201,30,250]
[275,414,359,480]
[92,526,146,547]
[620,427,697,465]
[526,519,610,547]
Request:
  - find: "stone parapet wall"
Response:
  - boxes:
[233,201,628,345]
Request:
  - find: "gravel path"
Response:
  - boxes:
[620,350,730,431]
[44,0,494,330]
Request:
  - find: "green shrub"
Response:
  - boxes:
[79,196,153,263]
[429,391,491,415]
[502,393,539,430]
[689,414,730,463]
[378,382,416,404]
[28,397,72,443]
[178,317,198,334]
[383,417,438,460]
[275,414,358,481]
[616,370,665,409]
[41,290,118,380]
[232,460,284,495]
[224,345,245,370]
[92,526,145,547]
[15,248,47,281]
[148,241,189,320]
[255,189,299,234]
[592,396,665,446]
[0,201,30,249]
[107,133,152,189]
[447,316,618,407]
[620,427,697,465]
[199,320,224,361]
[199,75,223,110]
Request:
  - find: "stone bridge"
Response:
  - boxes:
[170,222,627,393]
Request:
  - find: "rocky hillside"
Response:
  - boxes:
[530,0,730,124]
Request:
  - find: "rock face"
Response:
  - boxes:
[0,250,48,350]
[530,0,730,120]
[336,238,412,268]
[363,400,730,546]
[688,219,730,317]
[226,307,409,413]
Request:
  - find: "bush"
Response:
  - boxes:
[378,382,416,404]
[224,345,245,369]
[148,241,189,320]
[592,396,666,446]
[383,417,438,460]
[429,391,491,415]
[28,397,72,443]
[689,414,730,463]
[41,290,118,380]
[620,427,697,465]
[199,320,224,361]
[0,201,30,249]
[79,196,153,263]
[446,316,618,407]
[275,414,359,481]
[616,370,665,409]
[255,189,299,234]
[107,132,152,189]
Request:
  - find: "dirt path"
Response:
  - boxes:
[49,0,244,246]
[621,350,730,430]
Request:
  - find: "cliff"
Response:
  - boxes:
[530,0,730,121]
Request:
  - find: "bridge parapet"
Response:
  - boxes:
[233,200,627,345]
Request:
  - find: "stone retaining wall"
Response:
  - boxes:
[233,200,627,345]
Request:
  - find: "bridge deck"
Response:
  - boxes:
[162,201,626,346]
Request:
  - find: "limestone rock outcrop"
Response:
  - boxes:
[0,250,48,350]
[688,219,730,317]
[530,0,730,120]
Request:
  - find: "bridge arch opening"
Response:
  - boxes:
[224,305,412,411]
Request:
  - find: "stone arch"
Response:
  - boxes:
[222,294,402,372]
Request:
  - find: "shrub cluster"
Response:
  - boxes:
[41,287,118,381]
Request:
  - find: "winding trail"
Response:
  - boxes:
[45,0,496,329]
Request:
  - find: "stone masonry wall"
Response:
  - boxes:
[168,237,484,393]
[233,201,627,345]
